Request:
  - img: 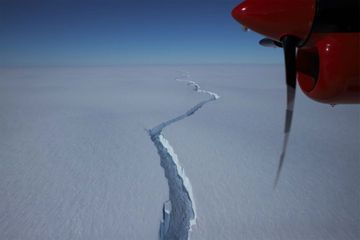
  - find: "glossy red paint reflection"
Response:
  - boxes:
[232,0,316,41]
[297,33,360,104]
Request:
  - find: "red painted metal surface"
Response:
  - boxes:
[297,33,360,104]
[231,0,316,41]
[232,0,360,104]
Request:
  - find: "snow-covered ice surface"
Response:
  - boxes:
[149,74,219,240]
[0,65,359,240]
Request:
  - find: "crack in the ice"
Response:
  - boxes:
[148,73,219,240]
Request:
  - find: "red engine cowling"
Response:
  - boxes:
[232,0,360,104]
[297,33,360,104]
[231,0,316,42]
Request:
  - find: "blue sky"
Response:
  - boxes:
[0,0,282,66]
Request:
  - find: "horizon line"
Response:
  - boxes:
[0,63,283,68]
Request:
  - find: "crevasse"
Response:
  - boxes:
[148,73,219,240]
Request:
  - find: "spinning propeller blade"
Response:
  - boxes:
[274,36,298,188]
[259,38,282,48]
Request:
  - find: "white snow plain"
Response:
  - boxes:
[0,65,359,240]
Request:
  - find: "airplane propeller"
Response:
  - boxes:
[260,36,299,188]
[259,38,282,48]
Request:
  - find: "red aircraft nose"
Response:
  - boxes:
[232,0,316,41]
